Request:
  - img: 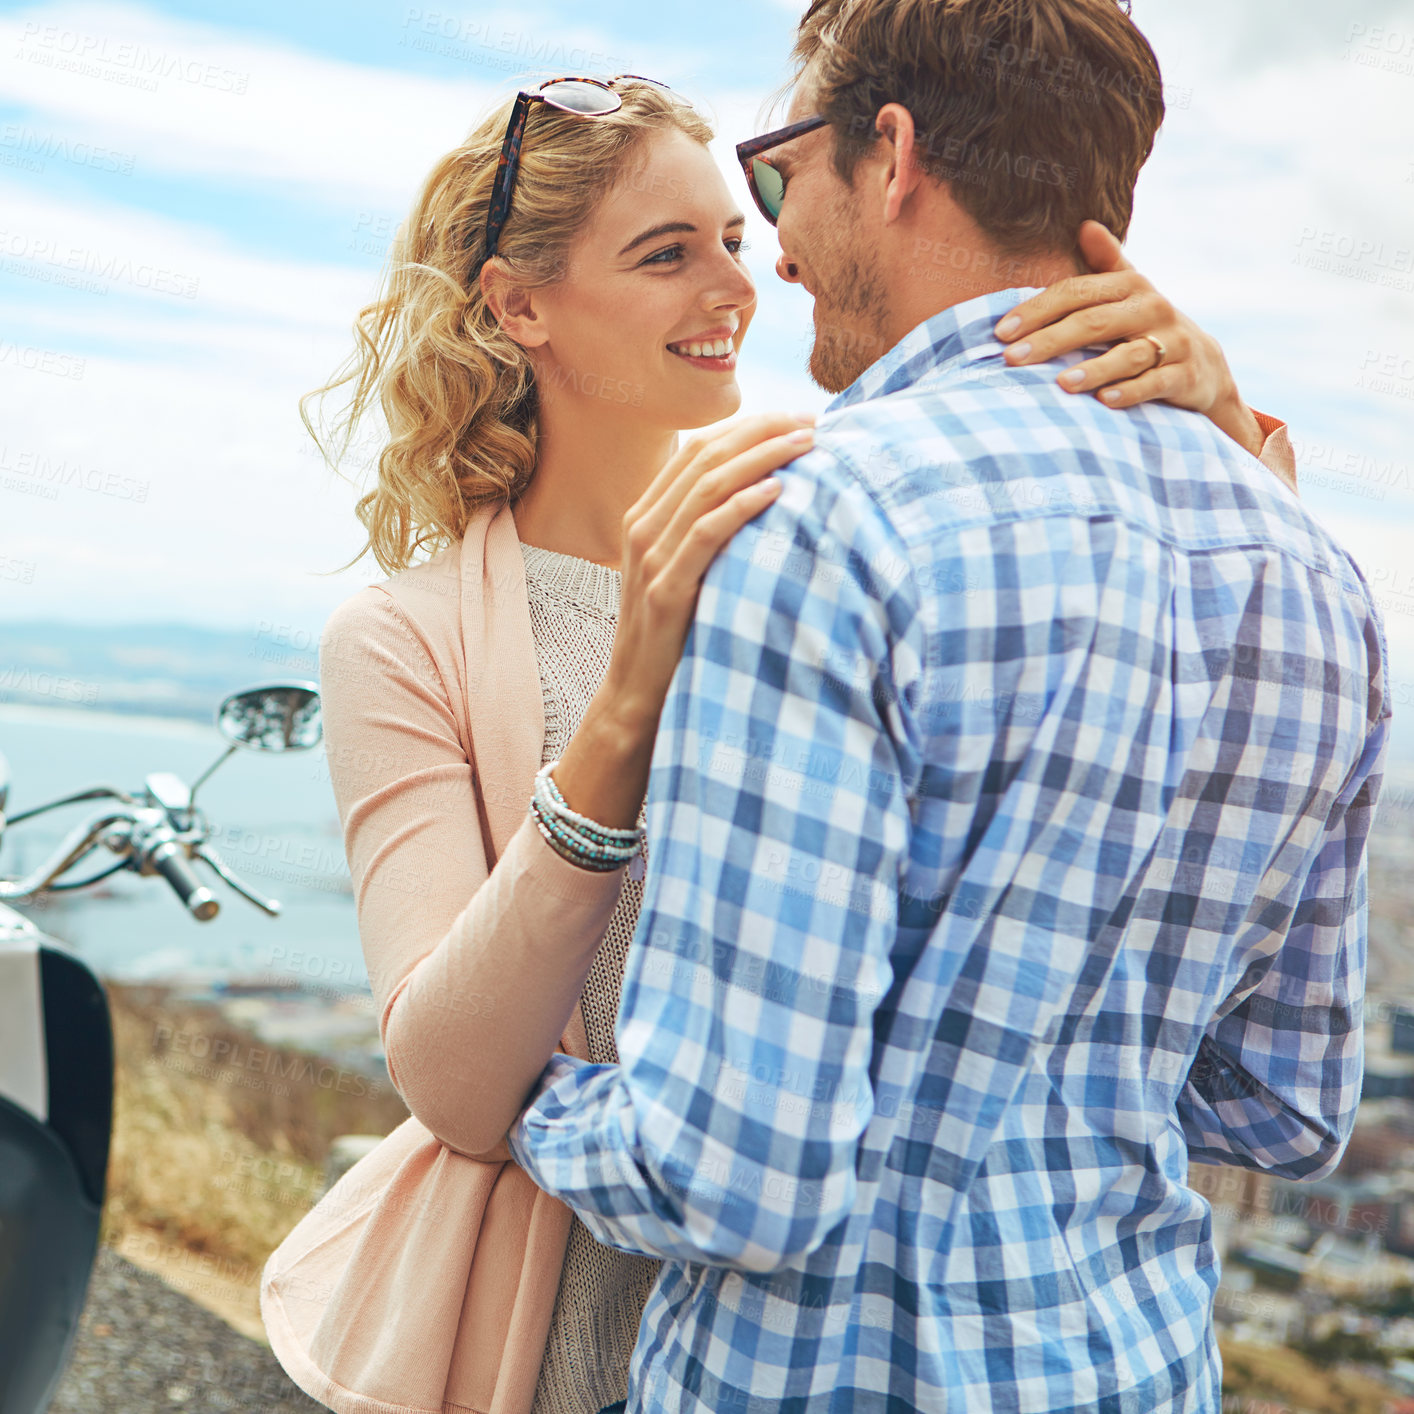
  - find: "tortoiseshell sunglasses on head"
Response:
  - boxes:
[472,75,679,263]
[736,114,828,225]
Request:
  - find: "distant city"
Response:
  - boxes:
[1195,992,1414,1396]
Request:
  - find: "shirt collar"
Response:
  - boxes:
[825,287,1046,413]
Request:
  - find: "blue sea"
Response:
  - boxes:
[8,699,1411,997]
[0,703,367,990]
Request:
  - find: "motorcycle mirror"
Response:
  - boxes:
[216,682,323,753]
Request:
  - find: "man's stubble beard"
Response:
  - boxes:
[805,215,892,395]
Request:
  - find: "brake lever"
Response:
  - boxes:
[0,808,136,901]
[193,844,282,917]
[5,786,137,827]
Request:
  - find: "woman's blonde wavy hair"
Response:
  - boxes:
[307,79,714,577]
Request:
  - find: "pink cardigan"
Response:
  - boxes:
[261,498,636,1414]
[261,415,1297,1414]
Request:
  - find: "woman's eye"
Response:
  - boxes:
[641,238,751,267]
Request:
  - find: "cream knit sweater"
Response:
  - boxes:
[519,541,663,1414]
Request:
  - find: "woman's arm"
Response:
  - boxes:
[319,417,816,1161]
[995,221,1299,495]
[319,586,629,1161]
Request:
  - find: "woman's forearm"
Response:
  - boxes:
[1207,389,1265,461]
[393,701,656,1155]
[373,701,659,1155]
[379,809,626,1158]
[551,694,657,831]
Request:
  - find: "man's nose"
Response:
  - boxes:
[776,250,802,283]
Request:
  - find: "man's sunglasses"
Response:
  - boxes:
[736,114,828,225]
[474,74,678,263]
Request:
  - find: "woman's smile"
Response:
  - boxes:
[666,321,740,371]
[666,343,739,372]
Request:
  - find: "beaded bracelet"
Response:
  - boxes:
[530,759,645,873]
[530,788,640,872]
[530,801,632,872]
[532,776,640,861]
[530,804,625,873]
[538,760,642,844]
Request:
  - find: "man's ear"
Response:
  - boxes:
[480,260,550,349]
[872,102,922,224]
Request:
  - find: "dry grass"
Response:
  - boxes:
[100,982,408,1337]
[1220,1338,1403,1414]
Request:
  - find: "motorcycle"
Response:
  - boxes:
[0,682,323,1414]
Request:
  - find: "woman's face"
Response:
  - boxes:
[526,127,758,431]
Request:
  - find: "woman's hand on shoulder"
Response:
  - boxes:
[993,220,1265,458]
[603,413,817,733]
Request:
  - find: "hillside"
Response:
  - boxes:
[100,981,408,1339]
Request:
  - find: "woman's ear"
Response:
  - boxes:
[480,260,549,349]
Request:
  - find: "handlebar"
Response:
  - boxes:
[0,679,320,921]
[0,810,136,902]
[0,804,280,920]
[148,839,221,921]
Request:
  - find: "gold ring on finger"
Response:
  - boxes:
[1142,334,1167,368]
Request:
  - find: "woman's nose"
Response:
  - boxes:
[712,259,757,313]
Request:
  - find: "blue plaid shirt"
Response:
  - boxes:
[507,289,1390,1413]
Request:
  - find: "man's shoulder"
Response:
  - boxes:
[713,436,918,622]
[815,362,1237,482]
[810,369,1359,594]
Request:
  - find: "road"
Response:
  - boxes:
[50,1245,325,1414]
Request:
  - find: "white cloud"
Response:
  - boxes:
[0,1,646,207]
[3,0,1410,733]
[0,14,825,638]
[1133,0,1414,71]
[1121,13,1414,502]
[3,344,381,632]
[0,177,375,335]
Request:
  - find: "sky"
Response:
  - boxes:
[1,0,1412,736]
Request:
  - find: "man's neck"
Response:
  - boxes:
[880,248,1082,356]
[826,284,1059,413]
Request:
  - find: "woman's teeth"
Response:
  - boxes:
[670,339,733,359]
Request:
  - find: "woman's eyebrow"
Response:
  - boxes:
[618,221,695,256]
[618,214,748,256]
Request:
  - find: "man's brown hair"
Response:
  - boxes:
[789,0,1165,257]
